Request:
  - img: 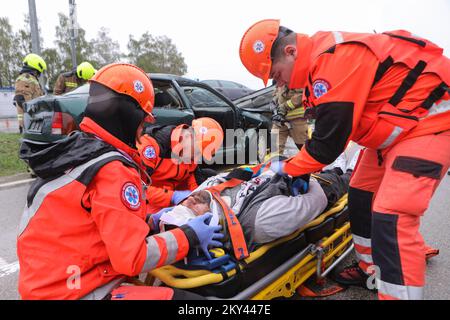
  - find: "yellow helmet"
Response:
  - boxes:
[77,61,97,80]
[23,53,47,74]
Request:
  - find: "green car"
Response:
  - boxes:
[23,74,273,163]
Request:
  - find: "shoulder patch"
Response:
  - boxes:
[313,79,331,99]
[121,182,141,211]
[143,146,156,160]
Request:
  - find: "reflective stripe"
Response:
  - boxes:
[155,231,179,265]
[80,277,125,300]
[18,151,124,236]
[65,82,78,88]
[353,234,372,248]
[333,31,344,44]
[379,126,403,149]
[286,100,296,110]
[426,99,450,117]
[355,251,374,264]
[142,236,162,272]
[377,279,424,300]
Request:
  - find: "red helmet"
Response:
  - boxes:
[90,63,155,121]
[239,19,280,86]
[192,117,224,161]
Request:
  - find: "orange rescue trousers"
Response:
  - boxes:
[349,131,450,300]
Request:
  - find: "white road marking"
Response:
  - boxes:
[0,179,35,191]
[0,261,20,278]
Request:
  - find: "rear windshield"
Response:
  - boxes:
[65,84,90,95]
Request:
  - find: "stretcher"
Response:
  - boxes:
[142,193,353,300]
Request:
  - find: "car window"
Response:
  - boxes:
[152,81,183,109]
[220,81,242,89]
[202,80,220,88]
[182,86,229,108]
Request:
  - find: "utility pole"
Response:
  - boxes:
[28,0,41,55]
[69,0,78,69]
[28,0,46,90]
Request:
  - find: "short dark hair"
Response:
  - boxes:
[271,26,296,60]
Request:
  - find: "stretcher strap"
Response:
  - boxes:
[209,188,249,260]
[205,163,266,260]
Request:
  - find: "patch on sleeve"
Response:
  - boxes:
[313,79,331,99]
[143,146,156,160]
[121,182,141,211]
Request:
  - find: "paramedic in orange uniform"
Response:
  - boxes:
[137,118,224,213]
[239,19,450,300]
[17,63,223,300]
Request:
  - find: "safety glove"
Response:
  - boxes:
[182,214,224,260]
[148,207,173,233]
[171,190,192,205]
[291,176,310,196]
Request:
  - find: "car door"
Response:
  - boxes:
[151,80,194,126]
[180,84,237,132]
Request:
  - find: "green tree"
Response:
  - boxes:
[54,12,93,71]
[127,32,187,75]
[90,27,121,68]
[0,17,18,87]
[41,48,63,89]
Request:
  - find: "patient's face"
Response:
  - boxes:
[182,191,211,216]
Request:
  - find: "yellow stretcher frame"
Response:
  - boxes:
[144,195,353,300]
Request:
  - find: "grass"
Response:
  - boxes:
[0,133,28,177]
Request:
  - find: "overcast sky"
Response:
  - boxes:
[2,0,449,89]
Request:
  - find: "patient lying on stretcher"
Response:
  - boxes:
[157,152,358,252]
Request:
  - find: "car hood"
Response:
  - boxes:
[20,131,117,179]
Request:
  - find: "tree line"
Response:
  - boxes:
[0,13,188,89]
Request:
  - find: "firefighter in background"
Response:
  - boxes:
[137,118,224,214]
[54,61,96,95]
[271,85,308,154]
[239,20,450,300]
[18,63,223,300]
[13,54,46,134]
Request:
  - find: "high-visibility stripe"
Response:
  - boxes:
[333,31,344,44]
[355,251,374,264]
[427,99,450,117]
[142,236,162,272]
[65,82,78,88]
[377,279,424,300]
[18,151,125,236]
[155,231,179,265]
[379,126,403,149]
[353,234,372,248]
[286,100,296,110]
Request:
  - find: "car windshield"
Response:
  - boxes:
[182,86,229,108]
[65,84,90,95]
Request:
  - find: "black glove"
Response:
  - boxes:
[13,95,25,108]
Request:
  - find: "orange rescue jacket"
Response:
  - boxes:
[137,125,199,212]
[17,118,190,300]
[284,30,450,176]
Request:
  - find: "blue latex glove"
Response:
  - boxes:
[270,160,287,176]
[291,178,309,196]
[186,214,224,260]
[150,207,173,233]
[171,190,192,205]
